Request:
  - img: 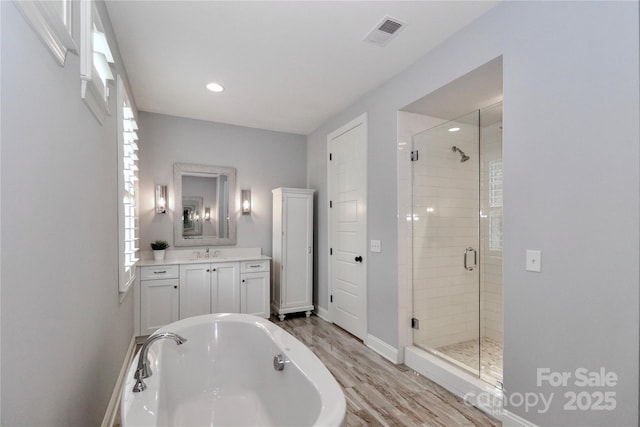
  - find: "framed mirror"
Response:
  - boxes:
[173,163,237,246]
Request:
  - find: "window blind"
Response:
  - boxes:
[118,76,139,293]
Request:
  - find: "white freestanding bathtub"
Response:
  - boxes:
[121,313,346,427]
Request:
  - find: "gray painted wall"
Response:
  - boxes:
[138,112,306,255]
[307,2,639,425]
[1,1,135,425]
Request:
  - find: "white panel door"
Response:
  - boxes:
[179,263,211,319]
[328,114,367,340]
[213,262,240,313]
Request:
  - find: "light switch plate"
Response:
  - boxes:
[526,250,542,272]
[370,240,381,253]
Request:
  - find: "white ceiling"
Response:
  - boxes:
[105,1,500,135]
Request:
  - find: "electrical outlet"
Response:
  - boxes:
[370,240,381,253]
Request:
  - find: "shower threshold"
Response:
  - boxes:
[405,345,504,421]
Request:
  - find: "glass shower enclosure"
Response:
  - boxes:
[411,102,503,387]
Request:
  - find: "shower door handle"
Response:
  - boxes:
[464,247,477,271]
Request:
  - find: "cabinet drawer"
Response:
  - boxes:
[140,265,179,280]
[240,260,270,273]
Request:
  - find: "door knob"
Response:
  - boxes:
[355,256,363,263]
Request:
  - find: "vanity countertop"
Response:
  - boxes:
[140,255,271,267]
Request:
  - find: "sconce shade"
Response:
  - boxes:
[241,190,251,214]
[155,185,167,214]
[204,207,211,221]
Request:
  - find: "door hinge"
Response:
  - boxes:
[329,200,332,208]
[329,153,332,161]
[330,295,333,303]
[411,317,419,330]
[411,150,419,161]
[330,248,333,255]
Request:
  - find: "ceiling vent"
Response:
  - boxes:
[363,16,407,47]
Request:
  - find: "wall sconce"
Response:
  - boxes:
[204,207,211,221]
[155,185,167,214]
[241,190,252,215]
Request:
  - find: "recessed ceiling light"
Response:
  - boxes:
[448,127,461,132]
[206,82,224,93]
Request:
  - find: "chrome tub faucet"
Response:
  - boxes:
[133,332,187,392]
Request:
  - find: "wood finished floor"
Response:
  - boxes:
[276,314,500,427]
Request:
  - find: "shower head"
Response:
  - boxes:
[452,146,470,163]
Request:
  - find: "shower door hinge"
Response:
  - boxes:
[411,317,419,330]
[411,150,419,161]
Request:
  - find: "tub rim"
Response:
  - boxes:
[121,313,346,427]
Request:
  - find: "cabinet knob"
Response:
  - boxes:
[355,255,363,263]
[173,285,177,289]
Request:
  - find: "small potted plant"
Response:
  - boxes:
[150,240,169,261]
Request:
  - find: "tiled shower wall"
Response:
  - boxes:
[397,112,445,357]
[480,121,503,342]
[398,110,503,352]
[412,118,480,349]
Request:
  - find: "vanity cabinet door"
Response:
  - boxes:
[140,279,179,335]
[241,272,269,318]
[179,263,211,319]
[211,262,240,313]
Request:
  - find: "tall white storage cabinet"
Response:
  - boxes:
[272,188,314,321]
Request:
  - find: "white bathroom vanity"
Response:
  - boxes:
[134,248,270,336]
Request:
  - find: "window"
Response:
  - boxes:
[14,0,77,66]
[117,76,139,294]
[488,160,503,252]
[80,0,114,123]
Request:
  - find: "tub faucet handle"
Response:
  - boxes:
[133,332,187,393]
[133,369,147,392]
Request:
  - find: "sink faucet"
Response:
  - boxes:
[133,332,187,392]
[205,247,210,258]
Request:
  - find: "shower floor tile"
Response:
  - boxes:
[436,337,503,387]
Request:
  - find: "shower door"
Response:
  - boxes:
[411,103,503,386]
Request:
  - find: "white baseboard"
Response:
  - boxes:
[365,334,400,364]
[501,409,539,427]
[101,336,136,427]
[314,305,331,322]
